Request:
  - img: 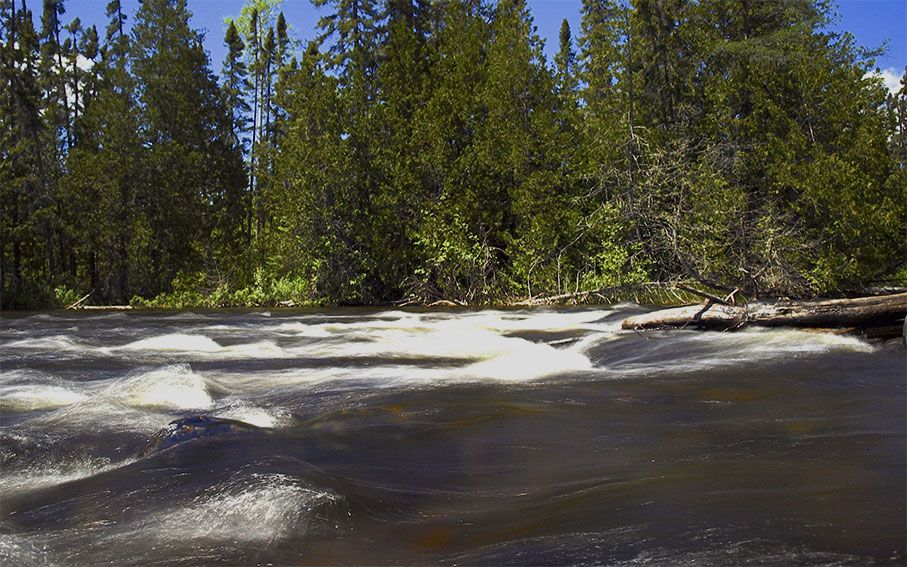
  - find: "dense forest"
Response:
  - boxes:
[1,0,905,309]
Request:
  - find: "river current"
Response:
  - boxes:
[1,307,904,565]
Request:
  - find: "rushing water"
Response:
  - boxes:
[0,307,904,565]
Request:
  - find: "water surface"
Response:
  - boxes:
[1,307,904,565]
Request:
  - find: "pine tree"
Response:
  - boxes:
[271,41,352,298]
[104,0,127,60]
[577,0,633,177]
[62,0,140,302]
[130,0,246,295]
[219,21,254,283]
[368,0,435,297]
[309,0,384,300]
[411,0,493,301]
[40,0,71,151]
[271,11,289,145]
[555,19,576,95]
[888,67,907,166]
[223,20,251,150]
[1,0,54,306]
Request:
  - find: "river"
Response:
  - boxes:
[1,307,904,565]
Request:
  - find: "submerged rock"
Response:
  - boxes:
[141,415,264,457]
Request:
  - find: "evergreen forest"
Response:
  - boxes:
[2,0,905,309]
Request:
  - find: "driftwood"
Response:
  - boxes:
[66,292,92,309]
[515,282,678,306]
[622,292,907,333]
[427,299,467,307]
[675,283,736,305]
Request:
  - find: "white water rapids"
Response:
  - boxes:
[1,307,901,565]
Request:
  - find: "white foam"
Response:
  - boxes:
[143,474,337,543]
[114,334,300,360]
[271,309,613,342]
[663,327,877,363]
[111,365,214,410]
[592,325,877,377]
[272,322,334,337]
[3,366,215,432]
[2,309,882,444]
[192,311,622,390]
[464,339,593,380]
[4,335,87,352]
[223,340,291,358]
[0,456,130,497]
[0,384,87,411]
[213,402,287,428]
[119,333,222,353]
[0,533,51,566]
[734,327,875,353]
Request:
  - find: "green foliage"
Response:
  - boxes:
[53,285,79,307]
[2,0,904,309]
[578,204,650,291]
[130,268,314,308]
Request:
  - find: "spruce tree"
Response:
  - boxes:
[412,0,493,301]
[62,0,140,302]
[555,19,576,95]
[223,20,251,150]
[130,0,246,294]
[1,0,53,306]
[368,0,435,297]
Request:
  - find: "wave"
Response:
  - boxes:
[118,333,222,353]
[0,455,129,497]
[212,402,288,428]
[0,370,89,411]
[114,333,296,360]
[111,364,214,410]
[0,385,87,411]
[139,473,339,543]
[3,334,89,352]
[0,533,51,566]
[463,338,593,380]
[583,326,876,375]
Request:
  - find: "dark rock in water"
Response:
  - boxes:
[141,415,264,457]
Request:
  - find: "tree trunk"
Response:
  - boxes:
[621,293,907,331]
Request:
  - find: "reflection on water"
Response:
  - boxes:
[1,308,904,565]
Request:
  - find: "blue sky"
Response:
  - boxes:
[51,0,907,91]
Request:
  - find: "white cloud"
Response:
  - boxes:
[76,54,94,73]
[866,67,903,96]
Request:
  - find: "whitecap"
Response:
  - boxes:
[111,364,214,410]
[0,455,131,497]
[733,326,875,353]
[118,333,222,353]
[3,334,88,352]
[223,340,291,358]
[0,533,51,566]
[142,474,338,543]
[464,339,593,380]
[271,321,334,337]
[213,402,288,428]
[0,384,87,411]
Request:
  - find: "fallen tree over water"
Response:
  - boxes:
[621,292,907,337]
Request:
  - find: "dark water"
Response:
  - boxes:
[1,307,904,565]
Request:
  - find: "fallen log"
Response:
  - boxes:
[621,292,907,332]
[621,303,747,330]
[66,292,92,310]
[748,293,907,327]
[427,299,467,307]
[675,283,735,306]
[514,282,677,306]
